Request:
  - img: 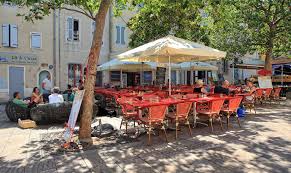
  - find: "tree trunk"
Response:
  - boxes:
[79,0,111,145]
[264,49,272,71]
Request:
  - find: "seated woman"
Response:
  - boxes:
[193,80,208,94]
[68,88,78,102]
[12,92,29,108]
[49,87,64,104]
[31,87,43,105]
[243,80,256,102]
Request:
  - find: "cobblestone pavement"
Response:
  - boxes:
[0,101,291,173]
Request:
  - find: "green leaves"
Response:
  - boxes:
[128,0,207,48]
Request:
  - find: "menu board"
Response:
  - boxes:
[63,90,85,143]
[258,76,273,88]
[156,67,166,85]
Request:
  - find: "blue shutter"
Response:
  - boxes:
[121,27,125,45]
[10,24,18,47]
[67,17,73,41]
[31,33,41,48]
[116,26,120,44]
[2,24,9,47]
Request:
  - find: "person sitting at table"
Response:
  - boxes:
[243,80,256,94]
[68,88,78,102]
[214,80,230,95]
[12,92,29,108]
[193,80,208,94]
[31,87,43,105]
[49,87,64,104]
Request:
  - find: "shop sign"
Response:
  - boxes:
[0,52,38,65]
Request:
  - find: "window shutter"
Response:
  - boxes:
[121,27,125,45]
[2,24,9,47]
[116,26,120,44]
[10,24,18,47]
[66,17,73,41]
[31,32,41,48]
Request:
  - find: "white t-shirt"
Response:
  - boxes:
[42,78,52,91]
[49,94,64,104]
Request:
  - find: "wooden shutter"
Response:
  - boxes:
[121,27,125,44]
[10,24,18,47]
[66,17,73,41]
[116,26,120,44]
[2,24,9,47]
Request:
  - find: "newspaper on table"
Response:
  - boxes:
[63,90,85,143]
[258,76,273,88]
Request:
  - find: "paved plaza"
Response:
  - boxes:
[0,101,291,173]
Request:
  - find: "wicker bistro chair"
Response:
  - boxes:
[196,99,225,132]
[5,101,31,122]
[255,89,264,104]
[241,94,256,115]
[117,98,139,134]
[139,105,168,145]
[30,102,98,124]
[270,87,282,103]
[221,97,243,129]
[263,88,273,103]
[166,101,193,139]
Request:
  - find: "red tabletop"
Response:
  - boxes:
[129,98,184,108]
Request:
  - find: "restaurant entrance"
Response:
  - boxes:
[127,72,140,87]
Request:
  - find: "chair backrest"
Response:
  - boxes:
[176,102,192,118]
[170,94,183,99]
[186,93,199,99]
[142,95,160,102]
[273,87,281,97]
[155,91,168,98]
[255,89,264,97]
[264,88,272,97]
[209,99,225,114]
[148,105,167,121]
[227,97,243,112]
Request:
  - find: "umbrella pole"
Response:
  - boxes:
[281,65,283,86]
[120,69,123,88]
[169,56,171,95]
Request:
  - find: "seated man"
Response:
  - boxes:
[12,92,28,108]
[214,80,230,95]
[49,87,64,104]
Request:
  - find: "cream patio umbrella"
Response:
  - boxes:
[117,35,227,94]
[180,62,218,71]
[97,58,157,87]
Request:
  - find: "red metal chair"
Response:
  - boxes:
[241,93,256,115]
[186,93,199,99]
[196,99,225,132]
[221,97,243,129]
[139,105,168,145]
[167,101,193,139]
[117,98,139,133]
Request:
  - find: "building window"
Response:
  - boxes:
[2,24,18,47]
[110,71,121,81]
[30,32,41,48]
[143,71,152,85]
[66,17,79,41]
[68,64,82,87]
[116,25,125,45]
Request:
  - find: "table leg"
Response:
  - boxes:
[193,102,197,128]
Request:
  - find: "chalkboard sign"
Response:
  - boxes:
[156,67,166,85]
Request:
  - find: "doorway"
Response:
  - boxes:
[9,66,24,98]
[39,70,50,93]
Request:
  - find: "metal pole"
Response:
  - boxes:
[168,56,171,95]
[120,69,123,88]
[281,65,284,86]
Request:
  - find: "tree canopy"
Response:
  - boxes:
[128,0,290,69]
